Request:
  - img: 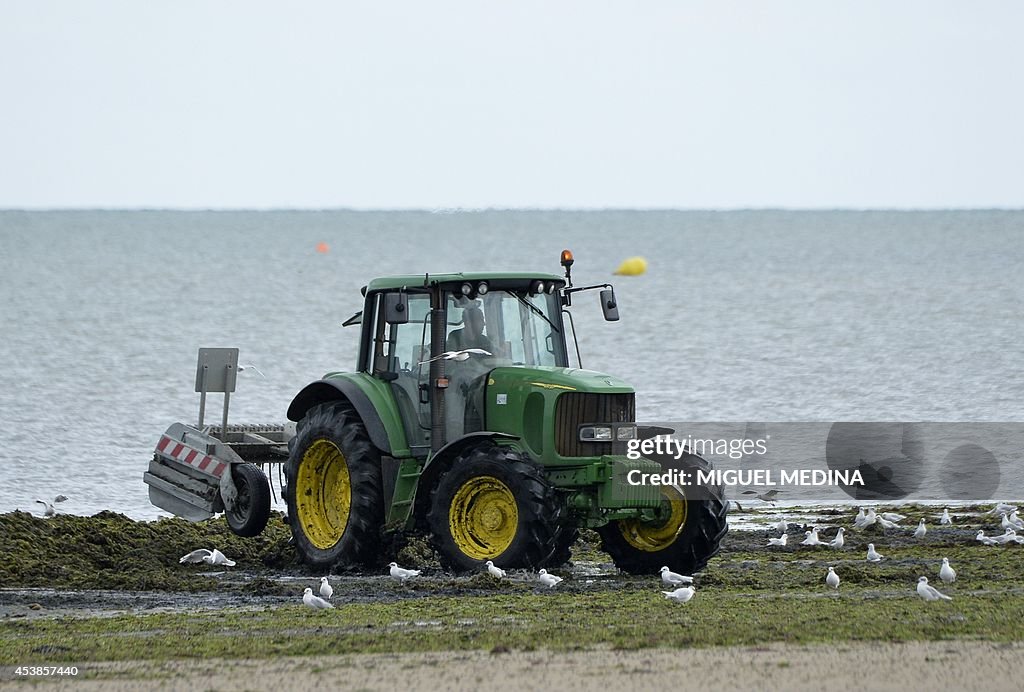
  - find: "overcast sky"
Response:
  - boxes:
[2,2,1022,209]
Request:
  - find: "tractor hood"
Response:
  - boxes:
[486,366,635,394]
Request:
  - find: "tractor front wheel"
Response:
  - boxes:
[285,402,383,568]
[428,443,561,571]
[597,454,728,575]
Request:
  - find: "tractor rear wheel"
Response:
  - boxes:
[285,402,383,568]
[597,454,728,575]
[427,443,561,571]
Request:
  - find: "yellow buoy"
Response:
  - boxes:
[614,256,647,276]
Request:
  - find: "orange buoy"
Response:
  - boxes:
[316,242,330,254]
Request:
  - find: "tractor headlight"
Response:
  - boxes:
[531,280,546,295]
[616,425,637,441]
[460,282,473,297]
[477,281,489,296]
[579,425,613,442]
[579,424,637,442]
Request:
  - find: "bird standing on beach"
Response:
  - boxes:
[828,527,845,549]
[801,529,822,546]
[774,519,789,533]
[866,544,884,562]
[485,561,506,579]
[660,566,694,586]
[916,576,952,601]
[662,586,696,603]
[538,569,563,588]
[319,576,333,600]
[940,508,952,525]
[939,558,956,584]
[303,587,334,610]
[389,562,421,583]
[825,567,840,590]
[914,519,927,539]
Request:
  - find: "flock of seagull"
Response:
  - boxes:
[175,501,1022,611]
[760,501,1024,602]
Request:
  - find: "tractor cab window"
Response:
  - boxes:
[370,292,432,452]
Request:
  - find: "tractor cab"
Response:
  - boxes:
[359,273,571,455]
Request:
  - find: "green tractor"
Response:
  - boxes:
[283,251,728,574]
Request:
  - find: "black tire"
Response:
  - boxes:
[543,525,579,567]
[225,463,272,537]
[285,402,384,568]
[427,443,561,571]
[597,453,728,575]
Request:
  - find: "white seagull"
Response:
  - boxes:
[986,503,1018,516]
[179,548,236,566]
[913,519,927,539]
[992,529,1022,545]
[538,568,563,588]
[801,529,823,546]
[939,558,956,584]
[34,495,69,517]
[825,567,840,590]
[866,543,884,562]
[879,512,905,523]
[485,561,507,579]
[976,530,1000,546]
[418,348,491,365]
[319,576,333,600]
[1001,512,1024,531]
[939,508,952,525]
[854,508,877,529]
[238,363,266,378]
[660,566,694,586]
[767,533,788,547]
[389,562,421,582]
[916,576,952,601]
[303,587,334,610]
[774,519,789,533]
[828,527,846,549]
[662,586,696,603]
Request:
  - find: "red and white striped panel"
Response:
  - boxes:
[155,435,228,479]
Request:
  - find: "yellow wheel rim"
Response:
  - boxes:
[619,486,688,552]
[448,476,518,560]
[295,438,352,550]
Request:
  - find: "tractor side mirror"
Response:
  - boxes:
[384,292,409,324]
[600,288,619,321]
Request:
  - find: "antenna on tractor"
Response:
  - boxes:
[560,249,575,287]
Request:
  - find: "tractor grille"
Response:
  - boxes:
[554,392,635,457]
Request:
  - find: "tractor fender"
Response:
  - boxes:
[287,379,394,455]
[413,432,519,521]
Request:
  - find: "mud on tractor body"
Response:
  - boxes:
[146,252,728,576]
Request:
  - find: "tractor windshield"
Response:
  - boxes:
[446,290,566,367]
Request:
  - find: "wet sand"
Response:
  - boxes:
[4,641,1023,691]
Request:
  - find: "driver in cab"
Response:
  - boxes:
[447,306,495,354]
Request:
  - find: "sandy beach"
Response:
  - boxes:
[4,641,1022,691]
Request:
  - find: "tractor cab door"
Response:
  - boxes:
[369,291,433,455]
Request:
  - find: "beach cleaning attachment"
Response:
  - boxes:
[144,348,291,536]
